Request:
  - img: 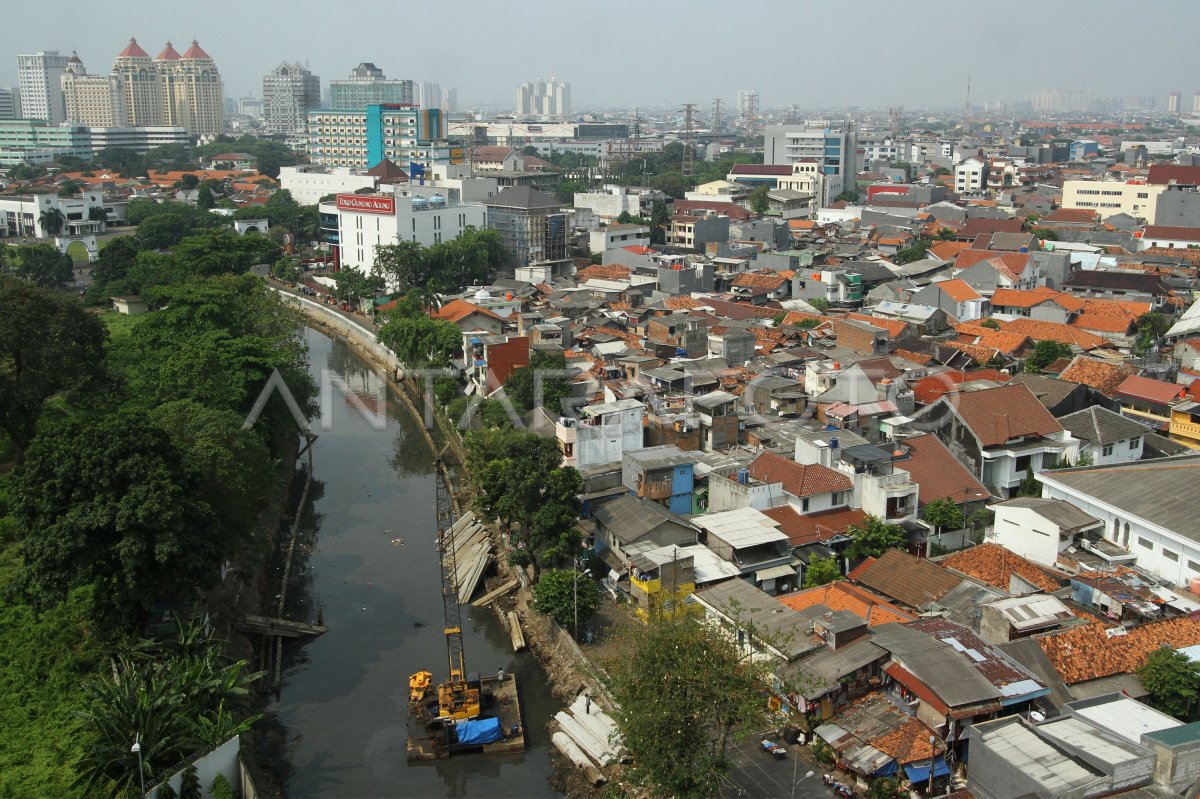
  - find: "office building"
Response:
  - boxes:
[110,38,224,135]
[262,61,320,135]
[1168,92,1181,114]
[306,104,461,169]
[61,52,126,127]
[16,50,70,124]
[441,87,457,113]
[0,88,19,120]
[418,81,441,109]
[1062,179,1165,223]
[764,123,858,205]
[329,63,414,108]
[87,126,189,153]
[516,78,570,117]
[0,190,107,239]
[319,187,485,278]
[0,117,189,165]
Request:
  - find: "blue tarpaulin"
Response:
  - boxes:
[455,717,504,746]
[902,756,949,783]
[872,760,899,777]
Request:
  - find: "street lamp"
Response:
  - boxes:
[131,738,145,798]
[790,760,815,799]
[573,559,591,640]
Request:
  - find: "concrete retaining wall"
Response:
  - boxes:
[271,289,400,374]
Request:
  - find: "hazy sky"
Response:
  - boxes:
[3,0,1197,112]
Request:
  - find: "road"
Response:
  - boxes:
[722,735,831,799]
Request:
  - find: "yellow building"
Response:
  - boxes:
[629,549,698,623]
[1061,179,1164,223]
[1169,401,1200,449]
[61,52,126,127]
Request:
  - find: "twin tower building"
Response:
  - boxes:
[61,37,223,136]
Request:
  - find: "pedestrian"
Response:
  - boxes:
[497,667,505,682]
[584,694,591,715]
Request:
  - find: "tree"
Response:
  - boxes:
[331,269,384,307]
[13,243,74,289]
[533,568,599,633]
[1024,340,1073,372]
[748,185,770,215]
[808,298,830,312]
[844,516,908,560]
[11,408,225,632]
[503,350,574,414]
[803,555,842,588]
[922,498,965,535]
[1140,647,1200,720]
[465,428,582,577]
[178,173,200,190]
[178,766,201,799]
[57,180,82,197]
[936,227,956,240]
[607,616,775,799]
[196,183,216,210]
[0,276,106,459]
[867,776,902,799]
[374,239,428,291]
[87,235,143,301]
[210,774,235,799]
[980,318,1001,330]
[1031,228,1059,241]
[894,237,932,264]
[834,190,859,203]
[1135,311,1169,354]
[38,207,65,236]
[377,314,462,368]
[1017,467,1041,497]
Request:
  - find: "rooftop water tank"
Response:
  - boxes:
[429,194,446,207]
[737,469,750,485]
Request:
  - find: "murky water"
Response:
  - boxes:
[269,328,561,798]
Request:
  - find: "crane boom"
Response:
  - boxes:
[434,458,480,719]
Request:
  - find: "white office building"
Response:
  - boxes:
[320,188,485,281]
[0,190,107,238]
[764,123,857,205]
[0,88,17,120]
[17,50,70,124]
[262,62,320,135]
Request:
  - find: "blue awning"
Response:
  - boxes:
[902,756,949,783]
[872,760,899,777]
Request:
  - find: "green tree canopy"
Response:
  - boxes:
[377,314,462,368]
[502,350,574,414]
[1139,647,1200,720]
[844,516,908,560]
[748,185,770,215]
[607,616,775,799]
[0,277,106,459]
[921,498,965,534]
[372,227,506,294]
[13,243,74,289]
[1024,340,1073,372]
[979,318,1001,330]
[533,568,599,633]
[803,554,842,588]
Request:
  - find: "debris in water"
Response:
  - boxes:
[391,537,405,547]
[413,621,425,628]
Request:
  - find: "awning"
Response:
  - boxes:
[755,564,797,582]
[902,756,949,783]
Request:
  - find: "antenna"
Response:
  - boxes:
[681,103,697,177]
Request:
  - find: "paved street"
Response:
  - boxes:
[722,735,830,799]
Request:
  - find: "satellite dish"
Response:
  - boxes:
[282,233,293,245]
[1029,710,1045,723]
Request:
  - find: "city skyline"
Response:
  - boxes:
[2,0,1199,113]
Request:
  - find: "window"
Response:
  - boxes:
[1138,536,1153,550]
[1102,445,1114,456]
[801,498,810,512]
[1163,549,1179,562]
[1129,437,1139,449]
[1189,560,1200,573]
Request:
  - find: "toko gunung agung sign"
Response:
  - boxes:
[336,194,396,214]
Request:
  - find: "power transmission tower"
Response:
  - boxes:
[681,103,697,177]
[712,98,723,133]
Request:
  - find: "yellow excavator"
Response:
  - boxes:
[410,458,480,719]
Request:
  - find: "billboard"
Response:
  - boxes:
[336,194,396,214]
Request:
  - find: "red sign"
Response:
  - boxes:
[336,194,395,214]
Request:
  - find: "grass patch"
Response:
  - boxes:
[101,309,142,340]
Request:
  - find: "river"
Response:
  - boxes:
[267,328,562,798]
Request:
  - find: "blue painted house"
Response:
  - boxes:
[621,445,703,516]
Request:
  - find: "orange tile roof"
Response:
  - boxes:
[871,718,945,764]
[778,581,915,626]
[433,298,505,324]
[1069,312,1134,334]
[936,278,982,303]
[781,310,826,327]
[942,542,1067,593]
[943,340,999,365]
[1038,616,1200,684]
[1004,318,1107,349]
[1114,374,1186,405]
[664,296,704,310]
[788,219,817,230]
[954,250,1032,275]
[990,287,1063,309]
[895,349,934,366]
[749,451,852,498]
[846,312,908,339]
[732,271,787,289]
[762,505,867,547]
[1058,356,1137,397]
[900,433,991,506]
[926,237,974,260]
[950,383,1063,447]
[577,263,630,281]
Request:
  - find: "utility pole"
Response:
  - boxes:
[711,98,723,134]
[681,103,697,177]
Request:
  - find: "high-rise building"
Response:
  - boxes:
[329,63,414,108]
[306,105,460,169]
[0,88,19,120]
[262,61,320,135]
[16,50,70,123]
[1168,92,1181,113]
[158,40,224,136]
[516,78,570,117]
[61,52,126,127]
[764,123,858,205]
[736,89,759,126]
[418,81,441,109]
[109,38,224,134]
[441,87,457,113]
[1194,92,1200,114]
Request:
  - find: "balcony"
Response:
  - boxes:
[637,478,673,500]
[1169,417,1200,445]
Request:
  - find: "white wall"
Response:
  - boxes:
[279,165,375,206]
[1080,435,1143,466]
[148,735,240,799]
[328,200,487,279]
[708,474,784,513]
[576,406,644,469]
[991,505,1062,567]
